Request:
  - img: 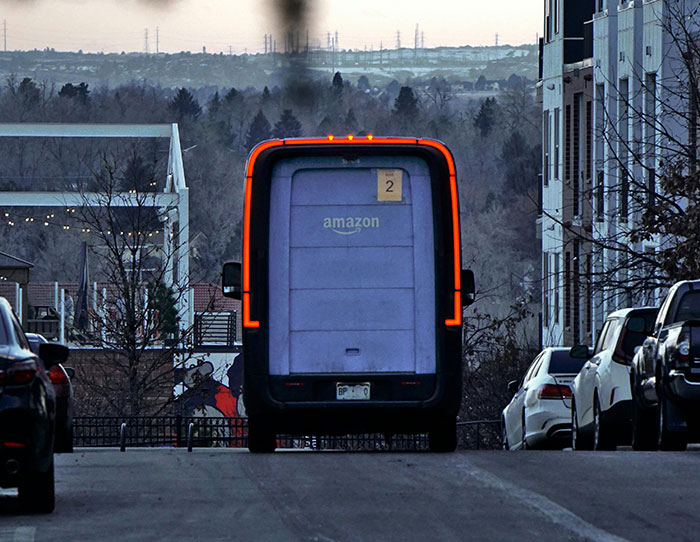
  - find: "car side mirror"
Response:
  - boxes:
[64,367,75,379]
[461,269,475,307]
[222,262,242,300]
[569,344,592,359]
[507,380,519,394]
[38,342,69,367]
[643,337,654,350]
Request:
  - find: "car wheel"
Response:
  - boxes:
[571,400,592,451]
[657,391,688,452]
[55,426,74,454]
[429,416,457,453]
[631,398,658,451]
[247,418,276,453]
[18,459,55,514]
[593,395,616,451]
[501,418,509,451]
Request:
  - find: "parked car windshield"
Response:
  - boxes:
[614,311,657,364]
[548,350,587,374]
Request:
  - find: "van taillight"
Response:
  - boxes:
[538,383,571,400]
[0,361,37,386]
[49,365,68,385]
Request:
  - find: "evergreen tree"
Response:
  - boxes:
[344,109,358,133]
[273,109,302,138]
[246,110,271,151]
[393,86,419,119]
[224,87,239,103]
[261,86,271,105]
[207,91,221,116]
[357,75,371,93]
[17,78,41,109]
[474,97,500,137]
[332,72,344,92]
[59,82,90,105]
[169,87,202,121]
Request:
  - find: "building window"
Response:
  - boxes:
[647,168,656,206]
[565,104,571,181]
[619,78,629,222]
[645,72,657,204]
[586,100,592,180]
[554,253,560,324]
[573,240,581,342]
[554,0,559,34]
[554,108,560,179]
[596,170,605,221]
[565,251,571,329]
[573,93,582,216]
[543,110,550,186]
[543,252,550,328]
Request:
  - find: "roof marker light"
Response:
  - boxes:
[347,134,354,140]
[328,134,334,141]
[367,134,374,141]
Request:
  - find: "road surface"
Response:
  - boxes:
[0,448,698,541]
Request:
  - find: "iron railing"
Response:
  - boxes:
[193,311,237,347]
[73,416,502,451]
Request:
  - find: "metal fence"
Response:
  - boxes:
[73,416,502,451]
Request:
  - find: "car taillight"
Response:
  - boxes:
[674,330,691,367]
[49,365,69,385]
[0,361,37,386]
[537,383,571,400]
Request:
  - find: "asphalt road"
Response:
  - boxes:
[0,447,698,542]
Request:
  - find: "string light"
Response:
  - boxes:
[1,210,165,238]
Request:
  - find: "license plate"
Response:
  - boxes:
[336,382,371,400]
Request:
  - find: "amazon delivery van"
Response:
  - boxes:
[222,136,474,452]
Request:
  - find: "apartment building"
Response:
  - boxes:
[539,0,680,347]
[539,0,595,347]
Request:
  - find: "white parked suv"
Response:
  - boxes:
[570,307,657,450]
[502,347,587,450]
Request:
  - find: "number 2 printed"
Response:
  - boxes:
[377,169,402,201]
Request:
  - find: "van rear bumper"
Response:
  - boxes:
[245,372,461,435]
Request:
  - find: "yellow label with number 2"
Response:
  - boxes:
[377,169,403,202]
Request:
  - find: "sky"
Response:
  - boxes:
[0,0,542,55]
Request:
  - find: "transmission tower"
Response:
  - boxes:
[396,31,401,49]
[3,20,6,53]
[156,27,159,54]
[144,28,149,54]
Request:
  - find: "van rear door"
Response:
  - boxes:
[268,155,436,376]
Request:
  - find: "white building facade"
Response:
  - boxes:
[540,0,686,347]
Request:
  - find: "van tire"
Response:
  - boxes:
[247,419,276,453]
[428,416,457,452]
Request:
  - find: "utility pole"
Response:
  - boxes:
[156,27,159,54]
[495,33,499,46]
[264,34,268,54]
[3,20,6,53]
[421,31,425,49]
[335,30,339,51]
[144,28,149,54]
[396,31,401,50]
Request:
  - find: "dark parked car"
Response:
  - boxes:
[26,333,74,453]
[631,280,700,451]
[0,297,69,513]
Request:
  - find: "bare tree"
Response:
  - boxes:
[71,153,209,416]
